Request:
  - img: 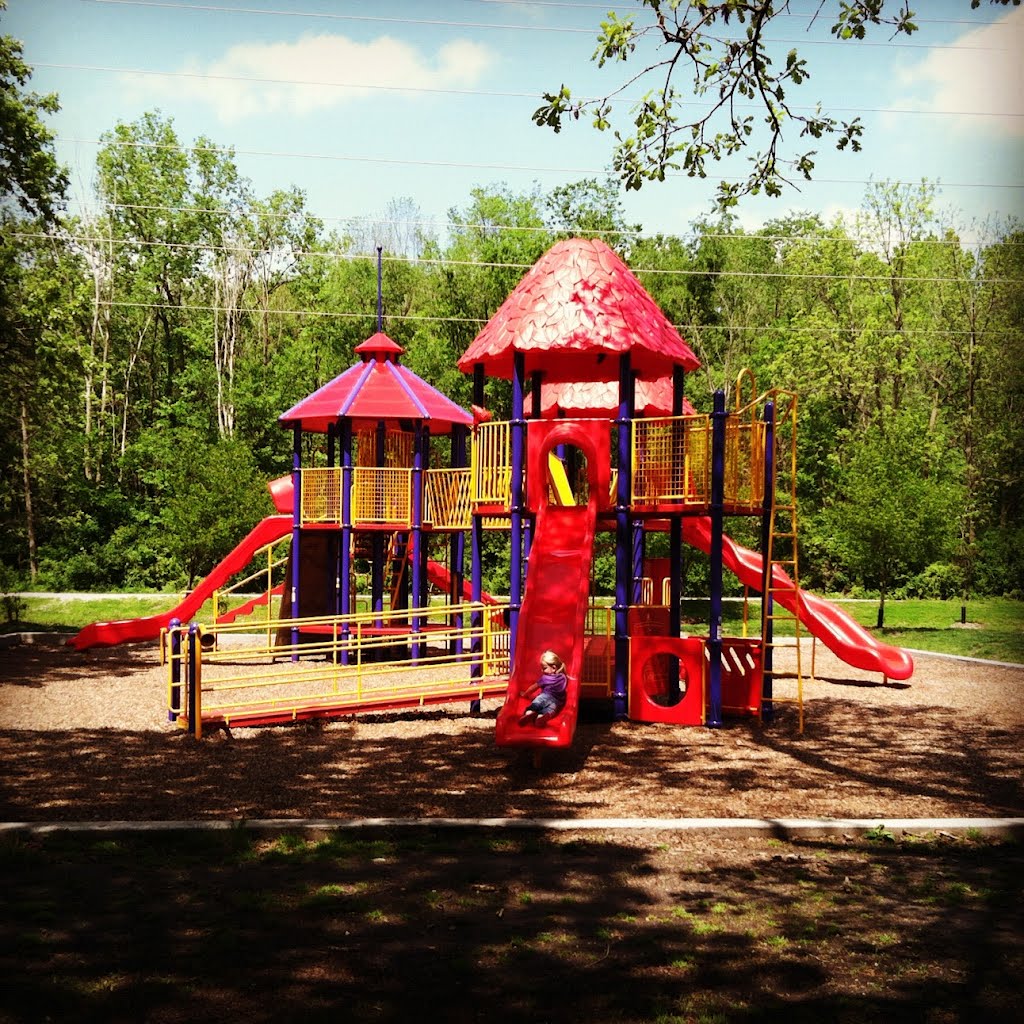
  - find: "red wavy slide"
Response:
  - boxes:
[682,517,914,680]
[426,560,499,605]
[495,498,598,749]
[68,515,293,650]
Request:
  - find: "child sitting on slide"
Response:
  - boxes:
[519,650,567,726]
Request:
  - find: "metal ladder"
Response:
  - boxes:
[760,391,805,732]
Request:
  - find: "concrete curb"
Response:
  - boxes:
[2,817,1021,838]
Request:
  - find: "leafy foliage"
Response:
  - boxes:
[0,71,1019,602]
[532,1,1014,207]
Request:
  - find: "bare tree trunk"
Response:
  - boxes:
[19,400,38,581]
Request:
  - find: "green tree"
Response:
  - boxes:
[543,176,641,254]
[533,1,1014,206]
[820,411,965,625]
[0,7,68,223]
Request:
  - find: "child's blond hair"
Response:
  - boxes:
[541,650,564,670]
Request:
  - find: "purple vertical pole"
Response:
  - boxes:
[509,351,526,665]
[669,363,686,695]
[168,617,181,721]
[340,418,353,664]
[470,365,485,688]
[372,420,386,629]
[452,423,467,657]
[707,389,727,727]
[613,352,632,720]
[760,400,776,722]
[187,622,199,737]
[632,520,644,604]
[290,423,302,657]
[410,424,424,660]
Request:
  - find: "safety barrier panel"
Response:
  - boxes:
[629,635,706,725]
[168,600,511,736]
[424,468,472,529]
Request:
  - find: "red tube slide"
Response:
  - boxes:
[68,515,292,650]
[682,517,914,680]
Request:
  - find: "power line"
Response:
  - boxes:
[464,0,1004,26]
[29,232,1021,286]
[81,0,1014,50]
[89,297,1021,336]
[58,136,1024,191]
[37,62,1024,122]
[69,200,1021,248]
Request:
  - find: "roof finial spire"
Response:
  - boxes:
[376,246,383,333]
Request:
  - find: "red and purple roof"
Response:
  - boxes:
[280,333,473,434]
[458,237,700,381]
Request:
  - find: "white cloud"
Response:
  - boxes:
[125,33,496,122]
[893,6,1024,137]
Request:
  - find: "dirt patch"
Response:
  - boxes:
[0,641,1022,1022]
[0,640,1021,822]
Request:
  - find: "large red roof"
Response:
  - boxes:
[458,237,700,381]
[280,332,473,434]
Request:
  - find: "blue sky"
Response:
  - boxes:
[6,0,1023,242]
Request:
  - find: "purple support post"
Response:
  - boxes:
[632,520,644,604]
[470,365,485,687]
[760,400,776,722]
[290,423,302,658]
[451,423,467,657]
[669,364,686,696]
[410,424,425,660]
[707,389,727,727]
[338,419,353,665]
[187,622,200,737]
[168,617,181,721]
[372,420,387,629]
[509,352,526,664]
[613,352,633,720]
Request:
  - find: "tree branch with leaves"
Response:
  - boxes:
[533,0,1014,208]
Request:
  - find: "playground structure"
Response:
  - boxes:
[72,238,914,745]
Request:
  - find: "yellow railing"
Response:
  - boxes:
[352,466,413,523]
[169,600,512,733]
[631,415,712,506]
[472,420,514,506]
[300,467,341,524]
[424,468,472,529]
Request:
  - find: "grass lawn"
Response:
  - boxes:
[1,827,1020,1024]
[4,594,1022,664]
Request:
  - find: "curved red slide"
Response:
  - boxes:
[68,515,293,650]
[425,560,499,605]
[495,498,598,749]
[682,517,914,680]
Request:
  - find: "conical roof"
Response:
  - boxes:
[280,332,473,434]
[457,238,700,381]
[524,377,697,418]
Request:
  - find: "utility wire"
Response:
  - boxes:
[81,0,1014,49]
[57,136,1024,191]
[36,61,1024,122]
[24,231,1024,285]
[89,297,1021,336]
[64,200,1023,248]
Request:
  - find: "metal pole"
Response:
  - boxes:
[760,400,776,722]
[290,423,302,658]
[509,352,526,664]
[707,389,727,727]
[613,352,632,720]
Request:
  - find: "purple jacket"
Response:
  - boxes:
[537,670,567,700]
